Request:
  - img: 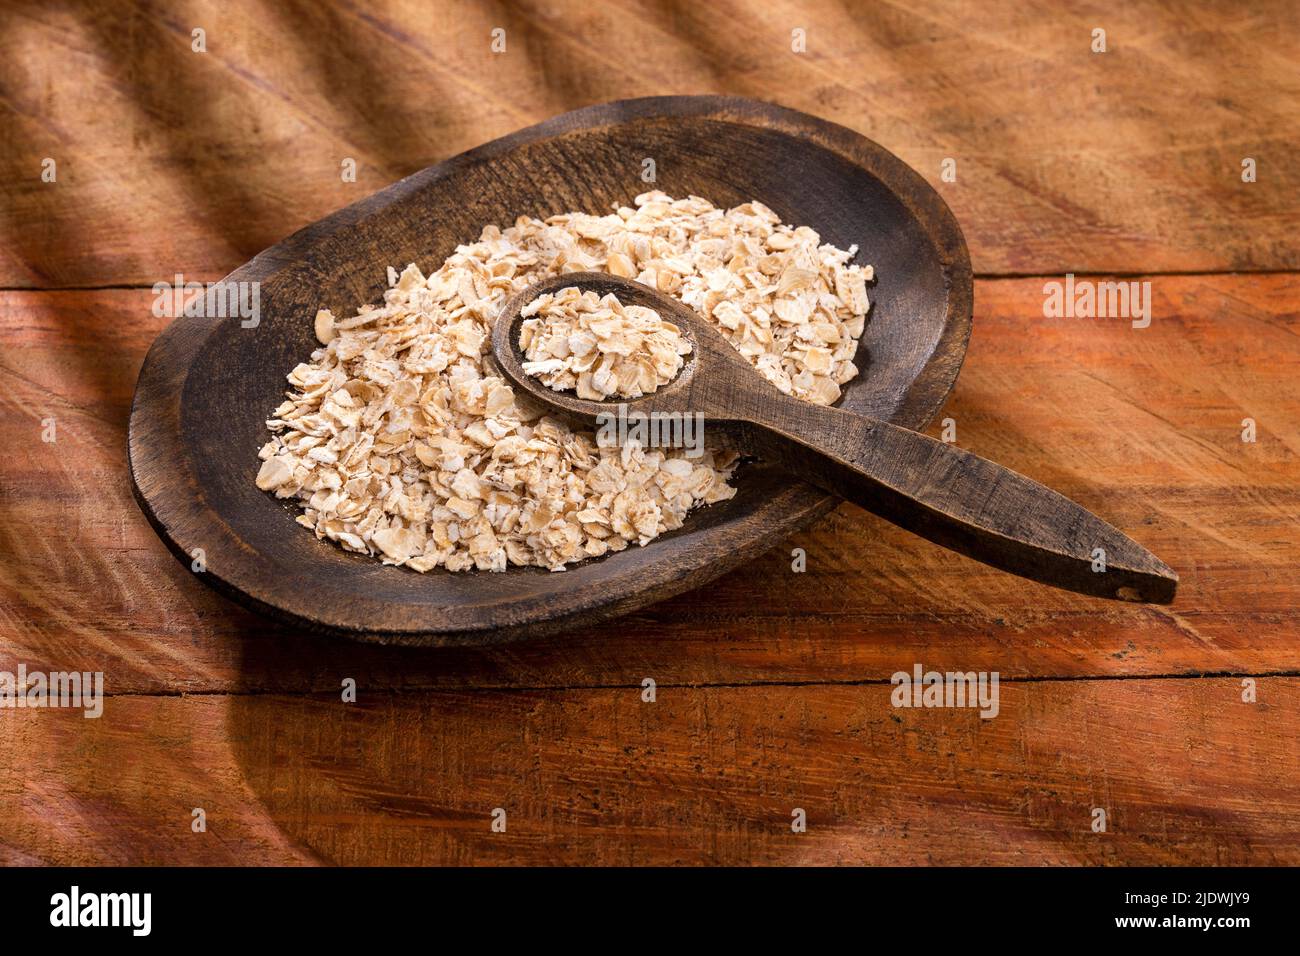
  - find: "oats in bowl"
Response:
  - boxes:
[255,191,873,572]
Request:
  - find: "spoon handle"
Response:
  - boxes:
[739,404,1177,603]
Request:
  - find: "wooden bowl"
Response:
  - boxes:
[128,95,973,646]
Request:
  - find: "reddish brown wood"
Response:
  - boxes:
[1,0,1297,864]
[1,679,1296,865]
[3,1,1297,287]
[0,275,1294,695]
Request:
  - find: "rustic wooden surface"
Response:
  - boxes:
[1,0,1298,865]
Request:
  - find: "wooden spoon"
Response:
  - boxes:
[493,272,1177,603]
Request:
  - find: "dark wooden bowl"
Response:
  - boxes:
[128,95,973,646]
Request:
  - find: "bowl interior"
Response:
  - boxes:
[168,103,967,639]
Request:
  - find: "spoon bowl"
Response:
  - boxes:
[492,271,757,425]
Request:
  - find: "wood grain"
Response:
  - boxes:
[2,0,1297,866]
[2,273,1295,694]
[2,0,1297,287]
[2,678,1296,865]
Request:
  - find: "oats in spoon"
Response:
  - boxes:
[519,287,692,400]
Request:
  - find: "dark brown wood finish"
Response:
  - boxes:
[497,273,1176,603]
[128,95,973,645]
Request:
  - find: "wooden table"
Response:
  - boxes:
[2,0,1297,865]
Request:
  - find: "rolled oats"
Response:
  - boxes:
[257,191,872,572]
[519,287,691,400]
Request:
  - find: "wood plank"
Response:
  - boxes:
[1,274,1296,691]
[1,678,1296,865]
[2,0,1297,287]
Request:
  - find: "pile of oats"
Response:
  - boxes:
[519,287,691,400]
[256,191,872,572]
